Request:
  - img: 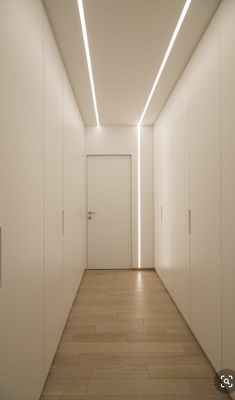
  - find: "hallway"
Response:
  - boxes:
[1,1,235,398]
[41,270,227,399]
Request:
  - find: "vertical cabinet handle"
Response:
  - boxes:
[0,227,2,288]
[188,209,192,235]
[161,205,163,224]
[62,211,64,236]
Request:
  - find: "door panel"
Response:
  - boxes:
[43,10,64,375]
[0,1,44,398]
[87,155,131,269]
[189,13,222,370]
[159,115,173,293]
[220,0,235,379]
[63,71,85,314]
[171,80,190,325]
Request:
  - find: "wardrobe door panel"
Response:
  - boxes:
[0,1,44,398]
[63,72,85,316]
[158,113,173,294]
[220,0,235,380]
[171,81,190,324]
[189,14,221,370]
[153,121,163,277]
[43,10,64,374]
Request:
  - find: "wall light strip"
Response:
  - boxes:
[137,0,192,127]
[137,125,141,268]
[77,0,100,126]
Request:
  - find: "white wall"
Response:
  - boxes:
[153,0,235,388]
[0,1,86,399]
[86,126,154,269]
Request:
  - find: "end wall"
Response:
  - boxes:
[86,126,154,269]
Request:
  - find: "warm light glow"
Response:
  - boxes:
[77,0,100,126]
[137,270,143,290]
[137,0,192,126]
[137,125,141,268]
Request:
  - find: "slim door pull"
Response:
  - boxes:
[0,227,2,288]
[188,209,192,235]
[161,205,163,224]
[62,211,64,236]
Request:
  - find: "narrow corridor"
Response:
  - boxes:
[40,270,227,399]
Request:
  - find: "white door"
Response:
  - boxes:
[87,155,132,269]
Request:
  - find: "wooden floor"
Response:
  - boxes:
[40,270,228,400]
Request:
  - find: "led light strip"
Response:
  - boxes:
[137,0,192,268]
[77,0,100,126]
[137,0,192,127]
[137,125,141,268]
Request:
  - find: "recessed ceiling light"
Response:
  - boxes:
[137,0,192,127]
[77,0,100,126]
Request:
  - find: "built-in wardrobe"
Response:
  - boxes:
[0,2,87,399]
[154,2,235,398]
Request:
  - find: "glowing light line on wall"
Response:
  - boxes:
[77,0,100,126]
[137,125,141,268]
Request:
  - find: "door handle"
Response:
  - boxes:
[88,211,96,220]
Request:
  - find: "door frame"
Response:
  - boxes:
[86,154,133,269]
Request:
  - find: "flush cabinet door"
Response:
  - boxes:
[171,79,190,325]
[153,121,163,277]
[62,71,85,316]
[0,1,45,399]
[220,0,235,381]
[189,12,222,370]
[43,9,64,375]
[154,112,173,294]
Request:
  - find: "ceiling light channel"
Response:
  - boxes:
[137,0,192,269]
[77,0,100,126]
[137,0,192,127]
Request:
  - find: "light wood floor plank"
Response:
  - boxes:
[148,365,215,378]
[40,270,229,399]
[87,379,191,395]
[58,342,184,354]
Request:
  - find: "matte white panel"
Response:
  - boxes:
[87,155,132,269]
[154,111,173,293]
[189,13,222,370]
[43,10,64,374]
[153,0,235,384]
[171,79,190,324]
[0,1,87,398]
[63,71,85,315]
[141,131,154,268]
[220,0,235,383]
[0,1,45,398]
[153,119,162,275]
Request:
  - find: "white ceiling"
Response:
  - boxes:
[43,0,221,126]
